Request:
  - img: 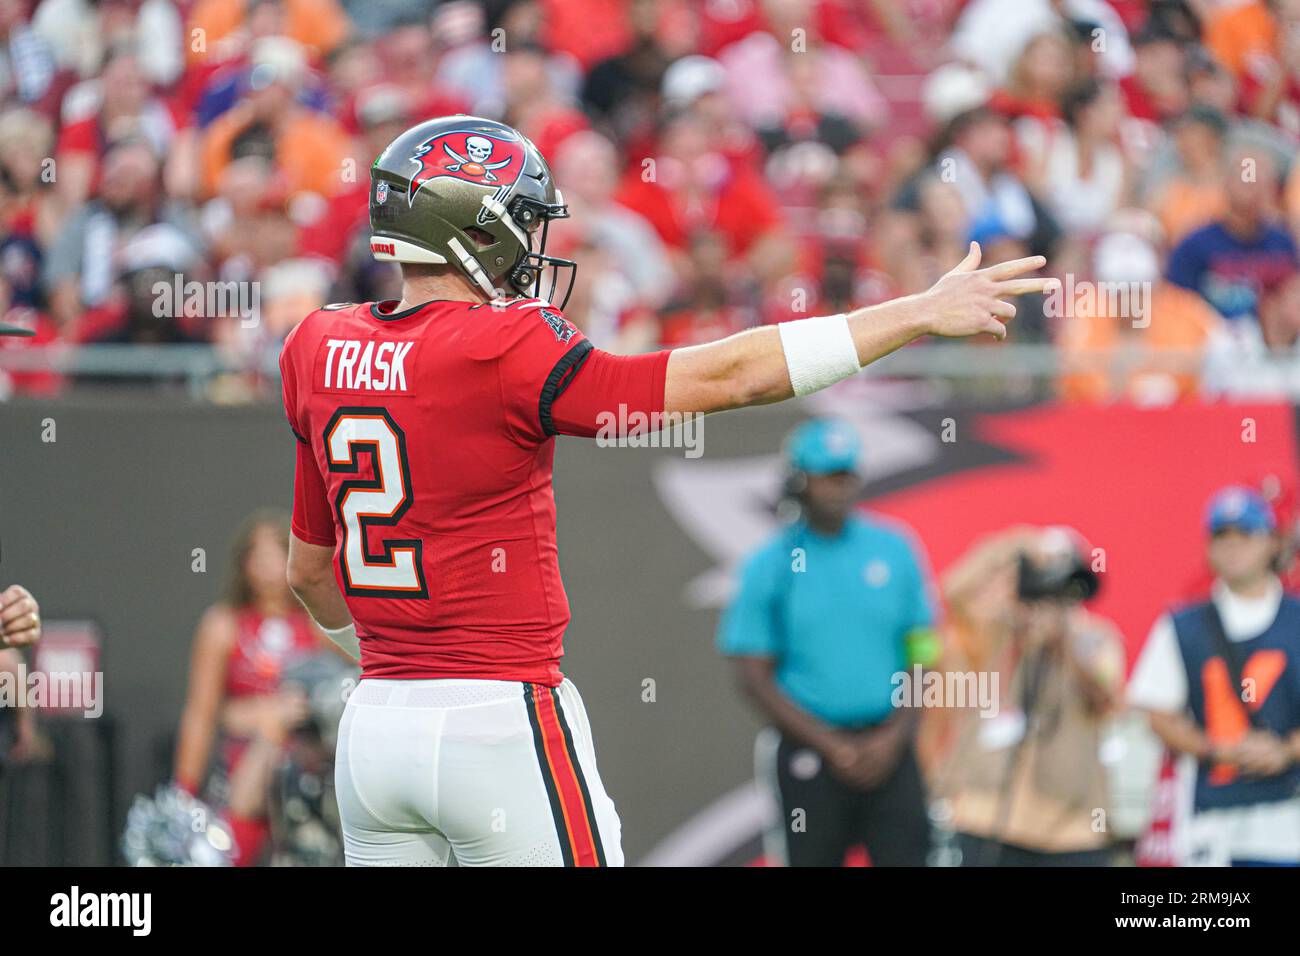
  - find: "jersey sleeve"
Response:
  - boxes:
[278,325,308,443]
[292,440,336,546]
[279,318,334,546]
[549,347,670,439]
[495,301,669,443]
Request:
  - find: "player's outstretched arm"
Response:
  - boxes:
[663,243,1057,416]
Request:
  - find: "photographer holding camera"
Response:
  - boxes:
[933,527,1124,866]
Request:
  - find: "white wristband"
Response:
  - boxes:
[777,313,861,397]
[319,621,360,662]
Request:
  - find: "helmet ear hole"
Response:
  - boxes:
[464,227,495,249]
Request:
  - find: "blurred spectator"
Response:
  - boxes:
[656,54,761,167]
[933,527,1125,866]
[990,29,1075,126]
[209,255,332,401]
[500,40,587,156]
[901,106,1059,261]
[538,0,630,71]
[552,231,659,353]
[657,230,757,347]
[0,107,57,250]
[919,525,1031,773]
[1203,269,1300,398]
[1240,0,1300,137]
[431,1,503,116]
[369,17,468,120]
[198,36,351,200]
[69,222,206,347]
[1203,0,1285,88]
[44,138,202,328]
[55,48,177,208]
[582,0,695,145]
[1166,147,1298,323]
[949,0,1135,85]
[0,0,54,106]
[186,0,350,66]
[617,111,794,289]
[1021,78,1131,236]
[1059,224,1221,404]
[297,82,412,264]
[1121,23,1191,125]
[1143,106,1229,246]
[551,130,672,311]
[1129,486,1300,866]
[717,0,888,136]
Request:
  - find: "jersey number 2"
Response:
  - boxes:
[324,407,428,599]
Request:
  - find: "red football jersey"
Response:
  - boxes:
[279,297,670,684]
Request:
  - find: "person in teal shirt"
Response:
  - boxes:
[718,417,940,866]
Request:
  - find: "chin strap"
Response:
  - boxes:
[446,235,500,299]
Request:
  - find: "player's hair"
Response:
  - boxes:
[223,509,291,609]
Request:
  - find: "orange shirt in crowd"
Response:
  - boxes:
[200,108,352,199]
[1287,162,1300,230]
[187,0,350,63]
[1153,178,1229,247]
[1057,282,1221,403]
[1204,0,1278,78]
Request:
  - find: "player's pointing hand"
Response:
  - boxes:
[921,242,1060,341]
[0,585,41,648]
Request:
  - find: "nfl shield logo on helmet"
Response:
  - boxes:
[375,180,389,205]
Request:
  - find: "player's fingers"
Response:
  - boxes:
[995,277,1061,297]
[991,300,1017,320]
[0,595,37,627]
[983,255,1047,281]
[0,584,31,610]
[948,241,981,274]
[1,619,39,646]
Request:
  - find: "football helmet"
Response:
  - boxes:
[368,115,575,307]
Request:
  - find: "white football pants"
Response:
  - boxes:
[335,677,624,866]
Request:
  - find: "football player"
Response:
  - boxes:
[280,115,1055,866]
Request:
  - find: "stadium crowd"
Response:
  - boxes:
[0,0,1298,402]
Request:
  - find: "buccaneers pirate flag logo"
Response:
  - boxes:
[406,127,527,223]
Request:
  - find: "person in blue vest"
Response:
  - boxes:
[718,417,940,866]
[1129,485,1300,865]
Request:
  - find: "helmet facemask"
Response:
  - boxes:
[498,194,575,308]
